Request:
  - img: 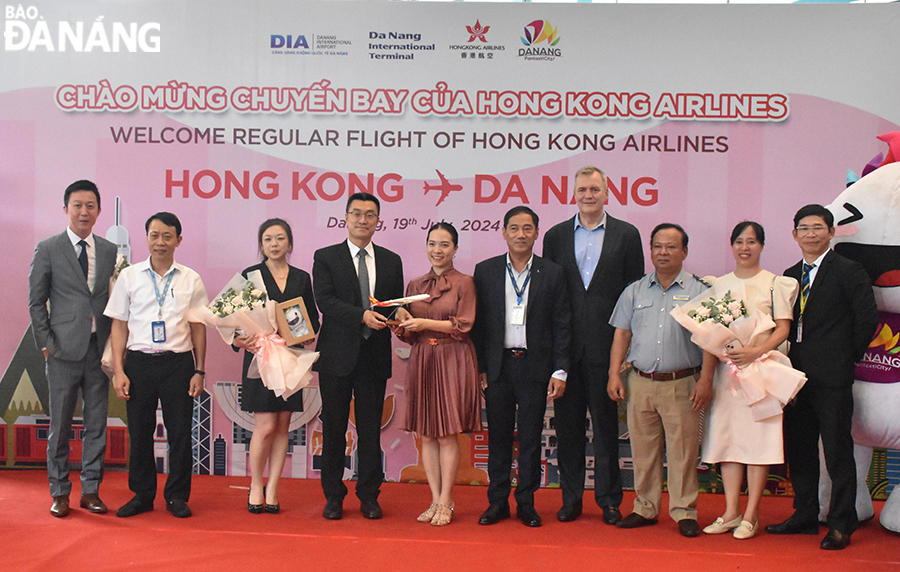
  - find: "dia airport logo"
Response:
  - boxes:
[518,20,560,61]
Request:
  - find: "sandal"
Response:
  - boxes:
[417,503,438,523]
[431,503,454,527]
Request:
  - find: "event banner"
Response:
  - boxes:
[2,1,898,489]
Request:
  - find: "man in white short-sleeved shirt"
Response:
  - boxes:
[105,211,208,519]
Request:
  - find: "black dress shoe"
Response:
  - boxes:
[50,495,70,518]
[322,498,343,520]
[166,499,192,518]
[478,502,511,525]
[557,500,583,522]
[516,504,542,527]
[765,514,818,535]
[602,506,622,526]
[361,499,383,519]
[618,512,658,529]
[820,529,851,550]
[117,496,153,518]
[265,502,280,514]
[678,519,700,537]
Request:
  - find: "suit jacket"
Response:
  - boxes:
[29,230,117,361]
[471,254,571,385]
[312,241,403,378]
[785,250,878,387]
[542,214,644,364]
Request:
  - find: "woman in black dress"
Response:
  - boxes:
[233,218,319,514]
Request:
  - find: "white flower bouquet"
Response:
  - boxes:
[190,270,318,400]
[671,280,806,421]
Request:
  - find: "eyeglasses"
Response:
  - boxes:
[347,210,378,221]
[795,225,829,235]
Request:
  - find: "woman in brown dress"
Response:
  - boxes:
[393,222,481,526]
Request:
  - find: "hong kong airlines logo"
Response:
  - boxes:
[466,20,490,43]
[521,20,559,47]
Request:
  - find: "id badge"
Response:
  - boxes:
[795,316,803,343]
[510,304,525,326]
[152,320,167,343]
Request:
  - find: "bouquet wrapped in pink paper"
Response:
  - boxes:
[671,281,806,421]
[190,270,318,400]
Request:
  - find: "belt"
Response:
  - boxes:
[634,365,701,381]
[419,337,457,346]
[503,348,527,359]
[127,350,183,359]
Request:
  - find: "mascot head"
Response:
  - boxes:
[828,132,900,314]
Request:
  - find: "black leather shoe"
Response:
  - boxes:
[478,502,511,525]
[556,500,583,522]
[361,499,383,519]
[265,502,280,514]
[322,498,343,520]
[765,514,818,535]
[166,499,192,518]
[248,489,264,514]
[117,496,153,518]
[820,529,851,550]
[618,512,658,529]
[678,519,700,537]
[516,504,542,527]
[602,506,622,526]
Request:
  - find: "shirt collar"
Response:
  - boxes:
[505,253,534,274]
[138,257,181,278]
[574,211,606,232]
[346,238,375,260]
[66,227,95,249]
[649,268,689,290]
[807,249,829,268]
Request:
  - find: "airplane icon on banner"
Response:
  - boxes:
[423,170,463,206]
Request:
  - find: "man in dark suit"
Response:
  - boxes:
[28,179,118,517]
[313,192,404,520]
[472,206,571,527]
[541,166,644,524]
[767,204,878,550]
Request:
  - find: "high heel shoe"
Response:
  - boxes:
[703,515,742,535]
[417,503,438,523]
[733,519,759,539]
[431,503,454,527]
[248,487,264,514]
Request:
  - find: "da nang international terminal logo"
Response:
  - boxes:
[518,20,560,61]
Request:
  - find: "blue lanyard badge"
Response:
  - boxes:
[151,270,175,343]
[506,263,531,305]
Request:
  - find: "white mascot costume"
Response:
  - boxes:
[819,132,900,533]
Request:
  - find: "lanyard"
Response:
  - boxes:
[151,269,175,320]
[506,262,531,305]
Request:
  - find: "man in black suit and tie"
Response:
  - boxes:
[313,192,404,520]
[28,180,118,517]
[767,204,878,550]
[473,206,571,527]
[542,166,644,524]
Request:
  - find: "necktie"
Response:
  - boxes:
[77,240,89,279]
[358,249,372,339]
[800,262,815,313]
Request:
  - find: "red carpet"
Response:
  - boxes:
[1,470,898,572]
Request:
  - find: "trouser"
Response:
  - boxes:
[626,370,700,522]
[45,334,109,497]
[124,350,195,503]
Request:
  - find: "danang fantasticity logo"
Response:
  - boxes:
[519,19,560,61]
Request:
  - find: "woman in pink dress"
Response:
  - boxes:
[393,222,481,526]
